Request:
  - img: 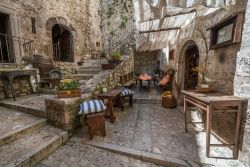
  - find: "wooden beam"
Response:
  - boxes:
[139,27,180,34]
[163,9,197,18]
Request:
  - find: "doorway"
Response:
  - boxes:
[0,12,13,63]
[184,44,199,90]
[52,24,73,62]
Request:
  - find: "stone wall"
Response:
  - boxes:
[172,6,245,98]
[100,0,136,56]
[0,77,33,100]
[95,49,135,92]
[0,0,102,63]
[234,0,250,164]
[134,50,160,75]
[167,1,248,163]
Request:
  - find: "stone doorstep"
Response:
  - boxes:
[83,141,207,167]
[0,119,47,146]
[0,102,46,118]
[1,126,68,167]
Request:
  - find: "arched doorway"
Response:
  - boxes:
[52,24,73,62]
[184,43,199,90]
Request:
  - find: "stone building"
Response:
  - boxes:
[134,0,250,164]
[1,0,250,166]
[0,0,102,98]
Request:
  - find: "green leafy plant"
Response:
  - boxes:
[120,16,128,28]
[59,79,79,90]
[112,51,121,61]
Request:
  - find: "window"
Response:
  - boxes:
[209,11,244,49]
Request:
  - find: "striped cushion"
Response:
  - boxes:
[120,89,134,96]
[79,100,107,115]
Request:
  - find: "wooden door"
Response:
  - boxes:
[184,45,199,90]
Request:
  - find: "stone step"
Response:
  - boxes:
[78,66,102,70]
[0,125,68,167]
[82,59,108,64]
[0,106,47,146]
[79,79,89,86]
[0,101,46,118]
[72,73,95,80]
[76,68,101,74]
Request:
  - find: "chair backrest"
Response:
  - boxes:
[33,54,53,79]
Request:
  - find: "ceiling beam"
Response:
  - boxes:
[139,27,181,34]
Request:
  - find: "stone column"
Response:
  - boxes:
[234,0,250,164]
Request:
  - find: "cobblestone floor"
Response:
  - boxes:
[73,84,249,167]
[36,137,162,167]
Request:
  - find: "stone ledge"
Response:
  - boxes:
[83,141,205,167]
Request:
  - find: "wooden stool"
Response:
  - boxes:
[85,112,106,140]
[120,94,133,111]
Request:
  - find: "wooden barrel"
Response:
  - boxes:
[162,91,177,108]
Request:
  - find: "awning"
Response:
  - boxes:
[136,12,196,51]
[134,0,231,51]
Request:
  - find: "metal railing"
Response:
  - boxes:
[0,33,34,68]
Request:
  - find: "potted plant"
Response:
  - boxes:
[111,51,121,61]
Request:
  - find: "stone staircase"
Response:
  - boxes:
[72,59,109,94]
[0,106,68,167]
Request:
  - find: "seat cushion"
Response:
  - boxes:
[79,100,107,115]
[158,74,170,86]
[120,88,134,96]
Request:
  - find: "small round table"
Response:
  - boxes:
[138,74,153,91]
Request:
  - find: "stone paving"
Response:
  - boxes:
[71,84,249,167]
[36,137,163,167]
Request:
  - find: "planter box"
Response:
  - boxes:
[58,88,81,98]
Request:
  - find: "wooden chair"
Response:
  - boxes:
[158,69,174,92]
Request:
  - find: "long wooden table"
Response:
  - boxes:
[98,87,125,123]
[181,90,244,159]
[0,69,40,101]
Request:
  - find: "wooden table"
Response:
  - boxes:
[98,87,125,123]
[138,75,154,92]
[182,90,244,159]
[0,69,40,101]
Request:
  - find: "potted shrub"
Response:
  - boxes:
[111,51,121,61]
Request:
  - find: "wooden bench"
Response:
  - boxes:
[120,72,135,88]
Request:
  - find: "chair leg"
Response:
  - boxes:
[129,95,133,107]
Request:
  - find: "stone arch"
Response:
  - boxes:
[173,34,207,103]
[46,17,76,62]
[46,17,76,35]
